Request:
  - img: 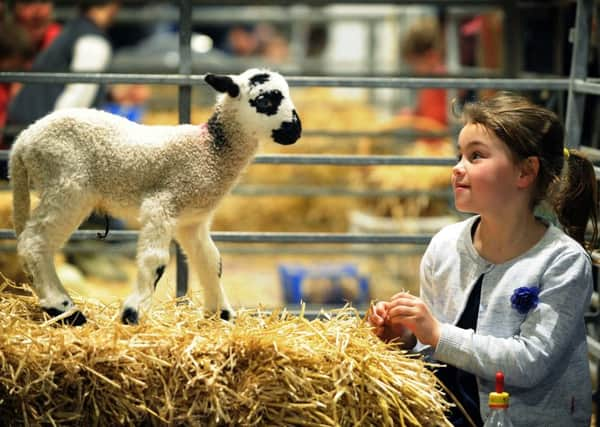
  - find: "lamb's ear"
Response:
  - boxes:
[204,74,240,97]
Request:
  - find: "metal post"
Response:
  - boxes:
[565,0,592,149]
[446,8,460,123]
[502,0,521,79]
[176,0,192,298]
[367,19,376,103]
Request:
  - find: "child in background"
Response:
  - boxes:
[369,93,596,426]
[400,17,448,127]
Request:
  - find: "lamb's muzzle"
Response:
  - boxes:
[272,110,301,145]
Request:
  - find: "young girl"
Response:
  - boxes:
[369,93,598,426]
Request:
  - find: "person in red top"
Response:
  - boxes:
[400,17,448,127]
[0,20,34,147]
[13,1,61,59]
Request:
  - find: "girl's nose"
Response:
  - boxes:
[452,159,465,176]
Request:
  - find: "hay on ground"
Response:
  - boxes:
[0,281,451,426]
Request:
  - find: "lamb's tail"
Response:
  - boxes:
[9,146,30,237]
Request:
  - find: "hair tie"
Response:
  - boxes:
[563,147,570,159]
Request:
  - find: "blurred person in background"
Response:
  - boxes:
[6,1,121,133]
[224,24,259,57]
[9,1,62,99]
[254,23,289,64]
[399,17,448,127]
[0,20,34,145]
[12,1,61,60]
[220,23,290,64]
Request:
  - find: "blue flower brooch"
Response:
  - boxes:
[510,286,540,314]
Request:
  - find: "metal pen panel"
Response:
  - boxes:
[565,0,592,149]
[176,0,193,297]
[0,72,571,90]
[0,230,431,245]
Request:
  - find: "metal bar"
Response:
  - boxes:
[573,80,600,96]
[0,72,571,90]
[251,155,457,165]
[0,229,432,244]
[0,150,456,165]
[232,184,453,198]
[0,126,456,140]
[565,0,592,149]
[580,146,600,161]
[588,336,600,360]
[0,180,452,198]
[296,129,456,138]
[54,5,503,24]
[209,232,432,244]
[176,0,193,298]
[53,0,507,7]
[218,246,427,256]
[0,242,426,256]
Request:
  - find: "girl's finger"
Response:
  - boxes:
[388,304,416,320]
[368,312,385,326]
[390,291,411,301]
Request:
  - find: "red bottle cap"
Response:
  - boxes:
[495,371,504,393]
[489,371,510,408]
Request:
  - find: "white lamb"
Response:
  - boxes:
[9,68,302,325]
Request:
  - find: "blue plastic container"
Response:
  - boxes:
[278,263,370,305]
[103,103,144,123]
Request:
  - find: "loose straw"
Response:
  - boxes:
[0,281,452,426]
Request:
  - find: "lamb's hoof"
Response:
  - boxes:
[220,309,232,321]
[122,307,139,325]
[44,308,87,326]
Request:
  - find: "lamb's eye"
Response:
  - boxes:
[254,95,273,109]
[249,90,282,115]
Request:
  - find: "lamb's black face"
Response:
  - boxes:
[238,69,302,145]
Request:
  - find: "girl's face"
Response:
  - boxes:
[452,123,522,216]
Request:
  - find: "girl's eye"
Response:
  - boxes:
[471,151,482,160]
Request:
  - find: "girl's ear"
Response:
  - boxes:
[204,74,240,97]
[517,156,540,189]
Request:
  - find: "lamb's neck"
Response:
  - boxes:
[207,109,259,167]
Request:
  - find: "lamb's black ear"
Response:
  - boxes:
[204,74,240,97]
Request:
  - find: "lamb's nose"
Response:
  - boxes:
[272,110,302,145]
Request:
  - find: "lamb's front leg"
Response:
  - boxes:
[175,222,234,320]
[122,200,175,324]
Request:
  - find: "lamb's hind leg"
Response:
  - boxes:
[121,198,175,324]
[175,221,233,320]
[17,190,93,325]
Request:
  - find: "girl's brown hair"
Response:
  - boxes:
[460,92,598,250]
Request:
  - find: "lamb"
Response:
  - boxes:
[9,68,302,325]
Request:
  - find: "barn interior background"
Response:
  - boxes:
[1,0,600,425]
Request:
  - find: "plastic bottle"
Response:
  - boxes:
[483,371,514,427]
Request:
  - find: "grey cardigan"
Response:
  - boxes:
[421,216,592,426]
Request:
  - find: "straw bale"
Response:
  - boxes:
[0,281,451,426]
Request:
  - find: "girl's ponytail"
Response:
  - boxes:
[554,149,598,250]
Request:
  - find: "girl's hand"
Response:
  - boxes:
[368,300,415,346]
[387,292,441,347]
[367,300,390,337]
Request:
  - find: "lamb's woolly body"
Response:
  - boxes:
[9,68,301,325]
[13,107,258,221]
